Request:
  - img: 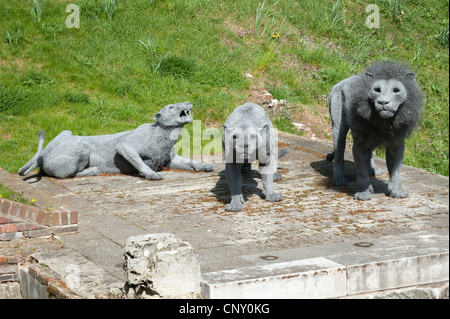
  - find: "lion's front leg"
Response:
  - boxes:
[259,161,282,202]
[386,139,408,198]
[225,163,244,211]
[167,155,214,172]
[352,143,373,200]
[115,143,163,180]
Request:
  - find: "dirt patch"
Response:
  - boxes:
[0,58,42,71]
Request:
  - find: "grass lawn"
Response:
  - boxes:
[0,0,448,177]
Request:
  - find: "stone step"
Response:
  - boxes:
[201,230,449,299]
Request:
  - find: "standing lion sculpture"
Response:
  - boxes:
[327,61,424,200]
[18,102,213,179]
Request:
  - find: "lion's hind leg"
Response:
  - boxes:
[329,88,350,186]
[42,140,92,179]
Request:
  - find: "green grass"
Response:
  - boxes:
[0,0,448,176]
[0,183,34,205]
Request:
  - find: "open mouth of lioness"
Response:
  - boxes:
[178,108,193,122]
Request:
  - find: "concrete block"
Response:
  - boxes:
[201,257,347,299]
[346,253,449,295]
[123,233,202,298]
[0,282,22,299]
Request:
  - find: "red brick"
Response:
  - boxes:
[44,212,52,226]
[6,255,19,264]
[18,204,27,219]
[52,212,61,226]
[0,225,3,234]
[30,222,43,230]
[3,223,17,233]
[27,206,38,221]
[0,263,18,275]
[0,256,7,264]
[69,211,78,225]
[35,210,45,224]
[0,216,14,224]
[17,222,30,232]
[20,205,30,219]
[10,202,21,217]
[60,211,69,225]
[1,201,11,214]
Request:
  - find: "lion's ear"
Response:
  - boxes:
[153,112,161,122]
[364,71,373,80]
[403,72,416,81]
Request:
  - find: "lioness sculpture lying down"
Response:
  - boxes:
[18,102,213,179]
[327,61,423,200]
[222,102,285,211]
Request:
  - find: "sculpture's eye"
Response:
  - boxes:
[393,87,400,93]
[232,135,237,140]
[374,87,381,93]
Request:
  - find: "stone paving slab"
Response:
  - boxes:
[0,131,448,298]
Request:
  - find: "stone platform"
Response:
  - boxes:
[0,131,448,298]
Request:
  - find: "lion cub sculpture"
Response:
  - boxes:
[19,102,213,179]
[327,61,423,200]
[222,102,285,211]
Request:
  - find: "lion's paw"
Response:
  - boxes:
[225,202,243,211]
[388,188,409,198]
[265,192,282,202]
[202,163,214,172]
[355,191,372,200]
[194,163,214,172]
[145,172,164,180]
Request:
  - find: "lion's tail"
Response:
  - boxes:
[18,130,45,176]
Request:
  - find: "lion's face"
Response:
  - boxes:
[153,102,193,127]
[369,79,407,119]
[223,126,269,163]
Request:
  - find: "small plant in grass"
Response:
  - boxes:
[435,24,449,47]
[103,0,116,22]
[325,0,345,27]
[255,1,286,38]
[29,0,45,23]
[384,0,404,23]
[139,37,170,74]
[4,26,23,47]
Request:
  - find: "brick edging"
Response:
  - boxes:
[0,198,78,240]
[26,263,80,299]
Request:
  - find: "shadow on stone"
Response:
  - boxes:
[210,169,264,205]
[310,159,390,197]
[22,173,42,184]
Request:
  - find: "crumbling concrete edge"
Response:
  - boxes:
[340,281,449,299]
[201,252,449,299]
